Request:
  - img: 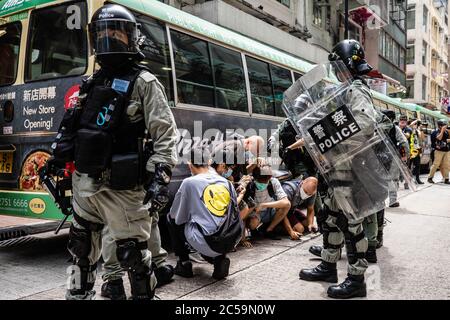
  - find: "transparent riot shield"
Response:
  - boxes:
[282,61,416,220]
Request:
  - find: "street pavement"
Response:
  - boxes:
[0,173,449,300]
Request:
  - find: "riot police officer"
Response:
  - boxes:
[298,39,385,299]
[49,4,178,300]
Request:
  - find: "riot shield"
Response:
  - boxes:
[282,61,416,220]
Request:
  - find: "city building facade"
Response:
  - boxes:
[405,0,449,111]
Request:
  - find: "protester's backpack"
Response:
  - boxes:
[202,181,244,254]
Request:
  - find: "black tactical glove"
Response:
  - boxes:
[42,156,66,176]
[143,163,172,213]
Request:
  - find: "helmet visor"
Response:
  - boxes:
[88,20,138,55]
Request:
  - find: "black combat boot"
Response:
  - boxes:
[327,274,367,299]
[365,245,377,263]
[212,255,230,280]
[299,261,338,283]
[309,245,323,257]
[376,230,384,248]
[101,278,127,300]
[174,259,194,278]
[154,264,174,288]
[309,245,342,259]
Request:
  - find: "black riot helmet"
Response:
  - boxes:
[381,110,396,122]
[328,39,373,77]
[88,4,144,67]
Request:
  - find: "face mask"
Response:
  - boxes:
[299,186,312,200]
[222,168,233,179]
[255,181,268,191]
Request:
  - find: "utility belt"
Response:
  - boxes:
[76,133,153,190]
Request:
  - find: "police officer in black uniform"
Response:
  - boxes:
[49,4,178,300]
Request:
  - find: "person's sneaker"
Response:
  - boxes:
[428,178,435,184]
[416,179,424,184]
[154,264,174,288]
[327,274,367,299]
[100,279,126,300]
[174,260,194,278]
[299,261,338,283]
[389,201,400,208]
[212,256,230,280]
[444,179,450,185]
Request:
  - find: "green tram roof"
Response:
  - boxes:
[0,0,56,18]
[112,0,314,74]
[2,0,438,118]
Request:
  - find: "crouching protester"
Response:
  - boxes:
[282,177,318,239]
[246,164,291,240]
[167,147,243,279]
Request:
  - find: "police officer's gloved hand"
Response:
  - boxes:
[42,156,66,176]
[143,163,172,213]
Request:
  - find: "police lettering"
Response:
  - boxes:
[318,123,359,153]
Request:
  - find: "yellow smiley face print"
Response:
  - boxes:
[202,184,231,217]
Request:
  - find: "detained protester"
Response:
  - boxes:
[43,4,178,300]
[215,135,265,179]
[167,147,243,280]
[428,119,450,184]
[246,164,291,240]
[283,39,406,298]
[281,177,318,237]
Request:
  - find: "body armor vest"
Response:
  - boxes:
[74,65,146,177]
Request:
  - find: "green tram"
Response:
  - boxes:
[0,0,448,240]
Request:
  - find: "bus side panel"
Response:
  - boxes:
[0,77,83,184]
[0,77,83,219]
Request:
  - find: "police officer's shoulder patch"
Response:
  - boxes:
[139,71,156,83]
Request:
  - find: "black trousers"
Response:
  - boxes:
[166,216,225,263]
[166,216,190,261]
[409,155,421,179]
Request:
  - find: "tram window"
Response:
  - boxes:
[0,22,21,86]
[246,56,274,116]
[210,43,247,112]
[171,30,214,107]
[136,15,173,103]
[270,64,292,117]
[26,2,87,81]
[294,72,302,81]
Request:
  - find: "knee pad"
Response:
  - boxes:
[67,224,92,259]
[344,231,367,265]
[67,224,97,295]
[316,207,329,233]
[334,213,349,233]
[116,238,147,271]
[116,238,154,300]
